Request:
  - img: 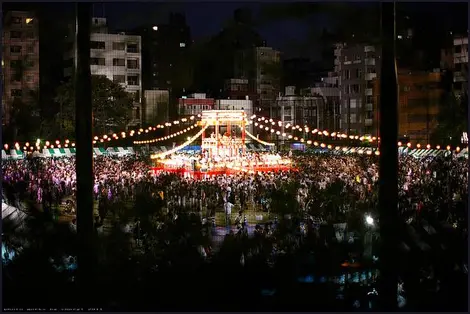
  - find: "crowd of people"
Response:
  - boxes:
[2,150,468,310]
[2,151,468,237]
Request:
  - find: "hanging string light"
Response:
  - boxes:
[5,115,200,151]
[150,124,209,159]
[251,118,460,152]
[134,123,199,145]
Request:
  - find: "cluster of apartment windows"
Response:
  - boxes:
[90,41,139,53]
[111,58,140,69]
[345,84,361,94]
[90,58,105,66]
[112,42,126,50]
[186,105,212,110]
[90,58,140,68]
[127,75,139,86]
[10,17,34,25]
[9,59,35,68]
[10,31,35,39]
[343,69,365,80]
[113,75,126,84]
[343,54,362,62]
[454,63,468,72]
[454,45,468,54]
[10,46,21,53]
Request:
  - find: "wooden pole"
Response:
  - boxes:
[378,2,399,310]
[75,2,95,297]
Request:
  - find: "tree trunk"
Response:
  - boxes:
[75,3,95,303]
[378,2,399,310]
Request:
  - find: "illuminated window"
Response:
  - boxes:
[179,42,186,48]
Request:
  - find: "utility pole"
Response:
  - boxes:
[378,2,399,310]
[75,3,95,303]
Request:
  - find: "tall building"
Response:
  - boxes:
[452,35,468,97]
[131,13,191,92]
[223,78,257,101]
[282,58,320,89]
[144,90,169,126]
[235,46,281,116]
[373,70,443,143]
[64,17,142,126]
[335,43,381,136]
[2,11,40,125]
[309,82,341,132]
[274,86,326,133]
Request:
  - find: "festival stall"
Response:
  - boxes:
[107,147,135,156]
[2,149,25,160]
[42,148,76,158]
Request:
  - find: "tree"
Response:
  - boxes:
[55,75,134,137]
[432,91,468,145]
[4,96,41,142]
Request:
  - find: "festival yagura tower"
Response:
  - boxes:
[200,110,247,158]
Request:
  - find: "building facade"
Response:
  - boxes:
[223,78,258,100]
[274,86,326,134]
[178,93,215,117]
[235,46,281,116]
[336,43,380,136]
[144,89,169,126]
[309,83,341,132]
[64,18,142,127]
[452,36,468,97]
[131,13,191,92]
[2,11,40,125]
[373,70,443,143]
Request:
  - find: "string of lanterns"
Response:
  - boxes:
[4,116,198,151]
[151,124,210,159]
[134,123,199,145]
[251,118,464,152]
[244,129,275,146]
[250,115,376,142]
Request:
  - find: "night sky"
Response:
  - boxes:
[4,2,468,59]
[93,2,335,59]
[95,2,467,59]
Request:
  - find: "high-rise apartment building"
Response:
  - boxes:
[373,70,443,143]
[235,46,281,116]
[452,35,468,97]
[274,86,326,132]
[2,11,40,125]
[131,13,191,92]
[64,17,142,126]
[335,43,381,136]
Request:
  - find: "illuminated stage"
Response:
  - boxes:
[150,110,292,178]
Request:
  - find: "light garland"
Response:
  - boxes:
[134,123,198,145]
[251,118,463,152]
[6,115,198,151]
[244,130,275,146]
[250,118,375,142]
[150,124,209,160]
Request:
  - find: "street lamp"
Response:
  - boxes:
[365,215,374,226]
[152,26,158,31]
